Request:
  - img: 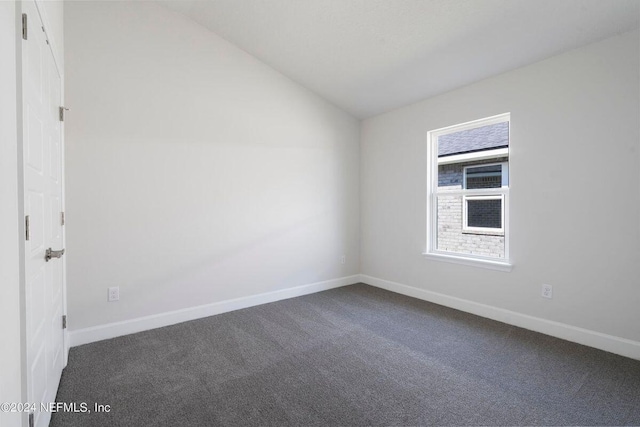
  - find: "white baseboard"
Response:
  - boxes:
[69,274,640,360]
[69,275,359,347]
[359,274,640,361]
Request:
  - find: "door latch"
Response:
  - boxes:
[45,248,65,262]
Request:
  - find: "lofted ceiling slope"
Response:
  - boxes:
[160,0,640,118]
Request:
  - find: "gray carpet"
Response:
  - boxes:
[51,284,640,426]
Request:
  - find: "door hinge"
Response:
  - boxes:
[22,13,27,40]
[28,412,34,427]
[25,215,30,241]
[61,211,65,226]
[59,106,69,122]
[62,315,67,329]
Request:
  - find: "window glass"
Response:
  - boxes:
[465,165,502,189]
[466,197,502,229]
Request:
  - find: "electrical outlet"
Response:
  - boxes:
[542,284,553,299]
[341,255,346,264]
[108,286,119,302]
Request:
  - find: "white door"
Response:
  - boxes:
[22,1,66,426]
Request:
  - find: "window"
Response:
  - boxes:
[425,113,511,270]
[462,162,507,233]
[463,195,504,232]
[463,163,508,189]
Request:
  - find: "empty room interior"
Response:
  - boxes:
[2,0,640,426]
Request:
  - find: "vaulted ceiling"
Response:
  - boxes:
[161,0,640,118]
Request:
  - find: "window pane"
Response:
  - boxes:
[467,198,502,229]
[438,122,509,157]
[435,195,504,258]
[436,195,505,258]
[436,194,463,252]
[466,165,502,189]
[438,163,462,189]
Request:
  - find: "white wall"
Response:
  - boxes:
[65,1,360,331]
[0,4,22,427]
[361,30,640,343]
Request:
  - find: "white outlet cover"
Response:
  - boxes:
[542,284,553,299]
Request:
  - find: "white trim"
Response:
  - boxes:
[438,147,509,165]
[359,274,640,361]
[423,252,512,272]
[462,194,505,234]
[69,275,360,347]
[433,188,509,197]
[426,129,436,256]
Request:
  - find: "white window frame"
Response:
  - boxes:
[462,162,507,234]
[424,113,511,271]
[462,194,505,234]
[438,147,508,165]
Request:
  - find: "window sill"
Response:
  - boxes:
[461,230,504,236]
[422,252,512,272]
